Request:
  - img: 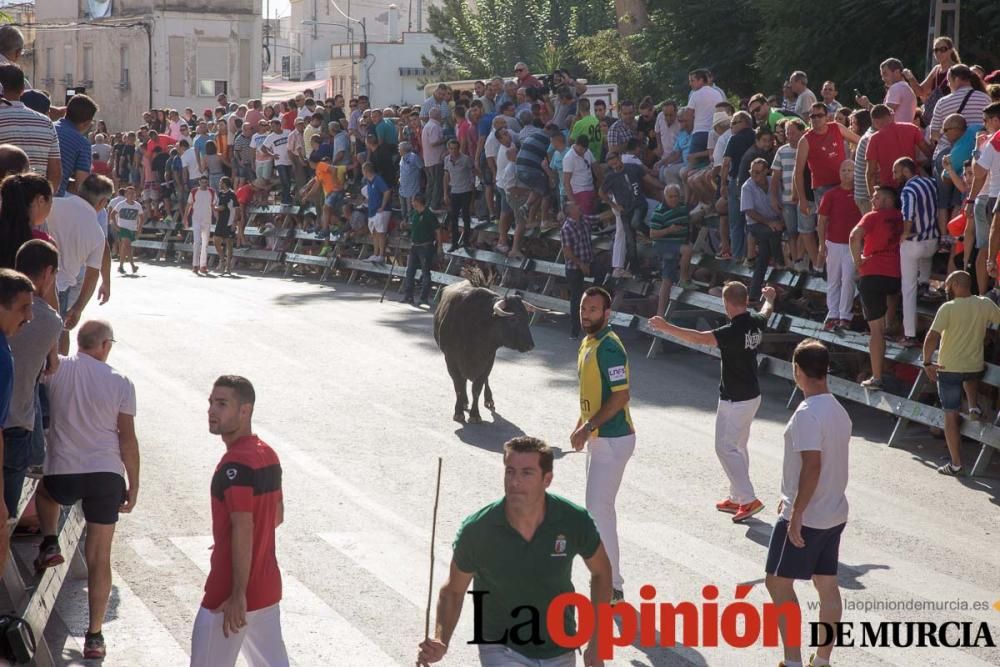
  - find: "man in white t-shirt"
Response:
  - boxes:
[562,135,597,215]
[687,68,725,158]
[185,176,216,274]
[110,185,145,275]
[35,319,139,662]
[765,340,851,667]
[179,139,203,189]
[262,119,293,205]
[879,58,917,125]
[790,70,818,120]
[968,102,1000,294]
[46,175,112,352]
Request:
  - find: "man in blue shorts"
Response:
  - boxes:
[765,340,851,667]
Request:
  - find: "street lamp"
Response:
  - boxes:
[301,17,370,99]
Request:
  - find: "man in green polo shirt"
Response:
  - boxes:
[417,436,612,666]
[570,287,634,605]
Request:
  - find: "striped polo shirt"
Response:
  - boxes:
[0,101,60,177]
[515,131,551,173]
[55,118,93,196]
[900,176,939,241]
[853,130,874,201]
[930,86,991,136]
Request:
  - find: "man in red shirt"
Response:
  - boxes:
[795,102,861,214]
[146,130,176,154]
[514,62,544,89]
[818,159,863,330]
[864,104,931,193]
[191,376,288,667]
[850,187,903,390]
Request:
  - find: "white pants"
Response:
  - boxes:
[192,220,211,268]
[585,433,635,590]
[900,239,938,337]
[611,210,626,269]
[824,241,856,320]
[190,603,289,667]
[715,396,761,505]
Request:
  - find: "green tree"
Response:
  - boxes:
[571,29,656,101]
[424,0,615,80]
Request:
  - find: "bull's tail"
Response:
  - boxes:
[460,265,496,289]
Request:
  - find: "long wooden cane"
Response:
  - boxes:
[424,457,443,641]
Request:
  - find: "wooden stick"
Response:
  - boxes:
[379,251,399,303]
[424,457,443,640]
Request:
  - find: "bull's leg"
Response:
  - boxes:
[469,375,486,424]
[483,378,494,412]
[446,359,468,423]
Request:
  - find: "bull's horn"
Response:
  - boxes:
[493,299,515,317]
[523,300,556,314]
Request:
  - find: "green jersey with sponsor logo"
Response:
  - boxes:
[578,325,633,438]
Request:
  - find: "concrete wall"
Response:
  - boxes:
[321,32,440,107]
[33,21,152,131]
[33,9,262,131]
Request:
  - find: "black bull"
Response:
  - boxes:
[433,280,537,424]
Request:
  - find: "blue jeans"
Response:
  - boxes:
[728,177,746,259]
[276,164,293,204]
[748,223,782,301]
[403,242,435,302]
[2,425,32,518]
[937,370,981,411]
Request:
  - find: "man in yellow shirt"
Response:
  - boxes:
[923,270,1000,475]
[571,286,634,604]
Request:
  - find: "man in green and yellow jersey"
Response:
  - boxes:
[570,286,634,604]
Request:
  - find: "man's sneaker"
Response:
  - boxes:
[611,588,625,605]
[860,376,883,390]
[117,266,126,275]
[936,462,963,476]
[732,499,765,523]
[715,499,741,514]
[83,632,106,660]
[399,295,415,305]
[808,653,831,666]
[822,319,838,332]
[34,541,64,572]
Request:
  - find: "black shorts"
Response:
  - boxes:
[214,223,235,239]
[42,472,127,525]
[765,519,846,580]
[857,275,901,321]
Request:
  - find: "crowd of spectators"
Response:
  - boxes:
[3,38,1000,660]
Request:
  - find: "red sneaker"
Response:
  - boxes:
[715,498,741,514]
[732,499,765,523]
[822,319,838,332]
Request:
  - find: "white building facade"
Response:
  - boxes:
[33,0,263,130]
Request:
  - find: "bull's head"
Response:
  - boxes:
[492,295,535,353]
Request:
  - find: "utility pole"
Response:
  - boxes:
[926,0,960,73]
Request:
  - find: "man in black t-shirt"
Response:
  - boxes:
[649,281,775,523]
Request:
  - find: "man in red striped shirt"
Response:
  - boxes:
[190,376,288,667]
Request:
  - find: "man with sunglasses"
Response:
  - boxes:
[34,319,140,661]
[513,62,543,90]
[794,102,861,272]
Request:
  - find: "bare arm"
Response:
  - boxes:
[865,158,878,198]
[587,389,630,431]
[850,224,866,266]
[219,512,253,637]
[117,413,140,513]
[922,329,941,367]
[791,451,822,516]
[46,157,62,192]
[647,317,718,347]
[582,543,613,663]
[794,138,809,212]
[417,560,474,665]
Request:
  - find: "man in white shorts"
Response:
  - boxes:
[362,161,392,263]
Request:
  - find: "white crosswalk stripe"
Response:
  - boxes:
[171,535,400,667]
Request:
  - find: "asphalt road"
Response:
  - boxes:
[36,263,1000,666]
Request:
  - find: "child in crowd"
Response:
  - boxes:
[111,185,145,275]
[213,176,237,274]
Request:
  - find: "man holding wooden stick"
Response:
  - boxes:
[417,436,612,666]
